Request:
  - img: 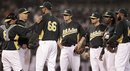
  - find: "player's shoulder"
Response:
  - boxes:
[60,22,65,27]
[100,23,107,27]
[14,24,25,29]
[16,20,26,26]
[99,23,107,30]
[70,20,79,26]
[42,13,53,19]
[44,13,59,21]
[50,15,60,24]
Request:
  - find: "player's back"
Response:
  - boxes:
[39,13,60,41]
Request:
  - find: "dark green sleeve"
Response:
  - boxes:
[57,22,61,39]
[78,23,86,37]
[15,25,31,37]
[35,15,46,35]
[107,22,124,43]
[85,27,90,46]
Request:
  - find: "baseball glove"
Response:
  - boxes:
[106,42,118,53]
[81,48,90,60]
[74,46,85,54]
[106,46,117,53]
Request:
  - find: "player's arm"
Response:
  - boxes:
[107,22,123,44]
[77,37,86,48]
[57,39,62,49]
[57,23,63,49]
[28,24,38,31]
[33,14,46,34]
[14,25,31,37]
[85,27,90,47]
[34,14,42,24]
[77,23,86,48]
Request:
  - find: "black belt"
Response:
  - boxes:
[4,49,17,50]
[91,46,102,48]
[62,44,76,47]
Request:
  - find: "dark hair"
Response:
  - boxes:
[111,16,116,25]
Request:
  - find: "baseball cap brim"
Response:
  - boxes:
[115,11,119,14]
[39,5,45,8]
[90,16,97,19]
[62,13,71,16]
[4,19,11,23]
[22,11,30,14]
[103,15,111,17]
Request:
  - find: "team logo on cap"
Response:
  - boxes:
[105,12,108,15]
[92,13,95,16]
[64,10,67,13]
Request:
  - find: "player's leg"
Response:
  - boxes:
[1,50,12,71]
[36,41,49,71]
[29,56,36,71]
[104,48,116,71]
[9,50,22,71]
[47,41,57,71]
[115,43,130,71]
[97,47,106,71]
[70,46,80,71]
[60,46,69,71]
[125,43,130,71]
[125,60,130,71]
[90,48,100,71]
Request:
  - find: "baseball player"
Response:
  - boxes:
[18,37,31,71]
[16,8,30,27]
[0,13,31,71]
[58,9,86,71]
[34,1,60,71]
[100,11,116,71]
[87,12,107,71]
[16,8,37,46]
[16,8,36,71]
[107,8,130,71]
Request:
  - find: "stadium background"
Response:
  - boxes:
[0,0,130,28]
[0,0,130,71]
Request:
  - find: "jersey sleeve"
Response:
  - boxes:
[85,27,90,46]
[14,25,31,37]
[107,22,124,43]
[0,28,3,41]
[36,15,46,34]
[78,23,86,37]
[57,21,61,39]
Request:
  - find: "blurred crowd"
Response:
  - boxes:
[0,0,130,29]
[0,0,130,71]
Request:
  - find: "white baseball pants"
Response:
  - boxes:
[104,48,116,71]
[2,50,22,71]
[36,40,57,71]
[60,45,80,71]
[19,48,31,71]
[90,47,106,71]
[115,42,130,71]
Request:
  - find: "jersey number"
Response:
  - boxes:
[47,21,57,32]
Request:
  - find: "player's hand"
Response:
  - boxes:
[59,45,63,49]
[74,45,85,54]
[106,46,117,53]
[57,42,63,49]
[77,42,82,48]
[34,14,42,23]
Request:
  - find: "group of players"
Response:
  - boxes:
[0,1,130,71]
